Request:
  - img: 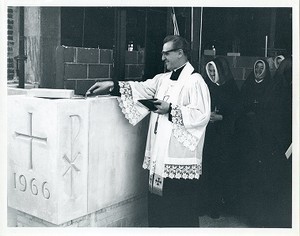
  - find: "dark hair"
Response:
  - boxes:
[163,35,190,58]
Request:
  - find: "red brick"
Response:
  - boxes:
[88,64,110,78]
[77,48,99,64]
[100,49,113,64]
[64,63,87,78]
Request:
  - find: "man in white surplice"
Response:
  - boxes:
[86,35,211,227]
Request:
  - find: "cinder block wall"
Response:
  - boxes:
[201,55,276,90]
[56,46,145,95]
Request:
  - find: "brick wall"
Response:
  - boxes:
[16,194,148,227]
[56,46,145,95]
[7,7,18,81]
[201,56,276,90]
[124,50,145,81]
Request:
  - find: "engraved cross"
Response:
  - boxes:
[15,112,47,170]
[62,115,81,198]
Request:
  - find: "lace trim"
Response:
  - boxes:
[143,156,201,179]
[170,104,184,125]
[171,104,199,151]
[118,81,142,125]
[164,164,201,179]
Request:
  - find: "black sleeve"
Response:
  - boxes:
[168,103,172,122]
[109,80,121,96]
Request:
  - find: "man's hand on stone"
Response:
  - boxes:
[86,81,114,96]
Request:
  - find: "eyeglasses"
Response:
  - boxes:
[161,48,181,56]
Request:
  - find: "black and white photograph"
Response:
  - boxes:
[1,0,299,236]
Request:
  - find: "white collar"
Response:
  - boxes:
[173,62,187,72]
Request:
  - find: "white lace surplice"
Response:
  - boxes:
[117,62,211,195]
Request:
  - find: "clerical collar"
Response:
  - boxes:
[173,62,187,72]
[170,63,187,81]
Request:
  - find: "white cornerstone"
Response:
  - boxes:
[7,93,149,226]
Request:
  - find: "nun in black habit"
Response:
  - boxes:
[236,58,291,227]
[201,57,241,218]
[259,57,292,228]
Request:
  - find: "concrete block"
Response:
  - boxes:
[126,65,144,78]
[100,49,113,64]
[77,48,99,64]
[125,51,138,64]
[63,47,75,62]
[64,63,87,79]
[64,80,76,91]
[88,64,109,78]
[76,79,101,96]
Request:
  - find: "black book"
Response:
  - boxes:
[138,98,159,111]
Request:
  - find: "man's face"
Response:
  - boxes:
[161,41,181,71]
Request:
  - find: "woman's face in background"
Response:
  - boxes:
[255,62,264,76]
[208,64,216,80]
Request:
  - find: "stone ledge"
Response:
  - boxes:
[15,193,148,227]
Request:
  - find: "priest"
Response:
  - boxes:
[86,35,211,227]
